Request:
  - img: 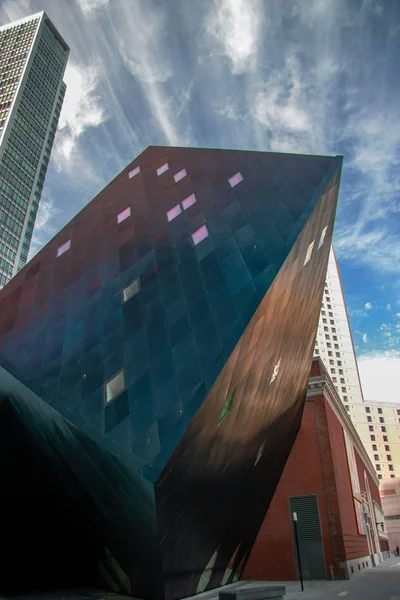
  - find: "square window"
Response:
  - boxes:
[192,224,209,245]
[387,455,392,462]
[157,162,169,176]
[228,171,243,188]
[378,408,383,414]
[182,193,197,211]
[167,203,182,222]
[385,445,390,451]
[366,407,371,413]
[56,239,71,257]
[173,168,187,183]
[117,207,131,224]
[389,465,394,471]
[381,426,386,432]
[128,166,140,179]
[370,435,375,441]
[303,240,315,266]
[104,369,125,404]
[383,435,388,442]
[374,454,379,461]
[372,444,377,451]
[369,425,374,432]
[122,278,140,303]
[379,417,385,423]
[376,464,381,471]
[367,416,372,422]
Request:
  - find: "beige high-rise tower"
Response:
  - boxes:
[315,247,400,481]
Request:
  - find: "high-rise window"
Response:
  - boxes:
[0,14,69,286]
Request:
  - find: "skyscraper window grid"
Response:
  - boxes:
[0,12,69,287]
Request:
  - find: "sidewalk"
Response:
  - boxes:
[267,555,400,599]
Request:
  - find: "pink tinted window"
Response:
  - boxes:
[228,172,243,188]
[157,162,169,176]
[56,239,71,257]
[117,207,131,224]
[182,193,197,211]
[167,204,182,222]
[191,224,209,245]
[174,168,187,183]
[128,166,140,179]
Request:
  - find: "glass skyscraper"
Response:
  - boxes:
[0,11,69,287]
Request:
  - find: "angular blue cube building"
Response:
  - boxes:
[0,147,342,599]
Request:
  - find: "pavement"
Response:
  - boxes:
[3,557,400,600]
[265,555,400,599]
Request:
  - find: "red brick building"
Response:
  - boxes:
[243,358,389,582]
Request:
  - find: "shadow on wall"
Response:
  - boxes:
[0,366,163,599]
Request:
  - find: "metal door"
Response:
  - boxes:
[290,495,326,580]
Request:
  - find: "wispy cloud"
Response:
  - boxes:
[364,302,372,310]
[28,195,61,260]
[362,333,368,343]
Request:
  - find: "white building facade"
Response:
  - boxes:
[315,247,400,481]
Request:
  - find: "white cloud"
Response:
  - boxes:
[59,62,107,138]
[52,61,107,176]
[207,0,262,74]
[364,302,372,310]
[362,332,368,343]
[386,304,391,310]
[78,0,109,14]
[358,352,400,403]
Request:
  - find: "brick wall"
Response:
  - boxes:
[243,397,333,580]
[244,360,379,581]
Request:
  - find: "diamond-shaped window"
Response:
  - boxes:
[218,387,237,426]
[128,166,140,179]
[174,168,187,183]
[228,172,243,188]
[117,207,131,224]
[157,162,169,176]
[303,240,315,266]
[105,369,125,404]
[56,239,71,257]
[191,224,209,246]
[318,226,328,249]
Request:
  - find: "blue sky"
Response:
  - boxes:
[1,0,399,401]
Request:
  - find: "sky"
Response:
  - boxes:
[1,0,399,403]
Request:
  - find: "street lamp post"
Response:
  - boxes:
[293,512,304,592]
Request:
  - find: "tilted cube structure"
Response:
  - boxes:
[0,147,342,599]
